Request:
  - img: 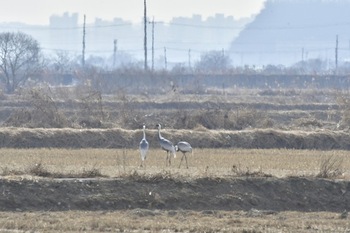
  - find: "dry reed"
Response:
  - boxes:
[0,148,349,179]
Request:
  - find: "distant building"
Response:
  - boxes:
[50,12,78,28]
[49,12,81,56]
[0,12,251,69]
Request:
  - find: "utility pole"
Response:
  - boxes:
[164,47,167,70]
[152,17,155,71]
[144,0,148,70]
[113,39,117,67]
[82,14,86,67]
[335,35,338,70]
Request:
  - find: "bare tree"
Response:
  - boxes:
[52,51,74,73]
[195,50,232,74]
[0,32,41,93]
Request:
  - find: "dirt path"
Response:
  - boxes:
[0,176,349,212]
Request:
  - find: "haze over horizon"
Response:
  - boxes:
[0,0,266,25]
[2,0,347,67]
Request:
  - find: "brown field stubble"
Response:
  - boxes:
[0,210,349,232]
[0,148,350,178]
[0,149,350,178]
[0,149,349,232]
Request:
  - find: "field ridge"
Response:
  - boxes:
[0,127,349,150]
[0,176,349,212]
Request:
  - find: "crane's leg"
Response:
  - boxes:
[165,152,169,166]
[184,152,188,169]
[140,159,146,168]
[169,151,172,166]
[166,151,172,166]
[179,153,184,168]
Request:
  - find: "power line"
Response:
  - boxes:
[164,47,167,69]
[113,39,117,67]
[4,20,350,32]
[336,35,339,69]
[143,0,148,70]
[0,23,134,31]
[161,21,350,30]
[40,47,332,55]
[151,17,155,71]
[82,15,86,67]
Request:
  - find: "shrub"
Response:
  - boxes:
[316,155,343,178]
[4,87,70,128]
[336,92,350,129]
[28,162,51,177]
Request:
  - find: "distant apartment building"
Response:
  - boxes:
[0,12,249,68]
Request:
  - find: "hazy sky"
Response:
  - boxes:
[1,0,266,25]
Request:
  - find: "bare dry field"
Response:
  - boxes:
[0,148,348,232]
[0,85,350,232]
[0,210,349,232]
[0,148,350,178]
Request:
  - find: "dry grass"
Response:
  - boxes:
[316,154,344,178]
[0,210,348,232]
[0,149,349,232]
[0,148,349,179]
[2,126,350,151]
[1,86,345,130]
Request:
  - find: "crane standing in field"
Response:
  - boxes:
[139,124,149,167]
[156,124,176,166]
[175,141,192,169]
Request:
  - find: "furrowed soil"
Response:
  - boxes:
[1,176,349,213]
[0,89,350,231]
[0,175,350,232]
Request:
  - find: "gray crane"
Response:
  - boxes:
[139,124,149,167]
[156,124,176,166]
[175,141,192,169]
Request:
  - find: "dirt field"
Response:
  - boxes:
[0,175,349,232]
[0,87,350,232]
[1,175,349,212]
[0,148,348,232]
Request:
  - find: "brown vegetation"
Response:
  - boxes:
[0,85,349,151]
[1,148,348,178]
[0,82,350,232]
[0,148,348,232]
[1,210,349,232]
[0,127,349,150]
[0,85,345,132]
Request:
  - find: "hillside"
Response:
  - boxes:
[229,0,350,66]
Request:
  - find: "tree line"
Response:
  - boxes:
[0,31,349,94]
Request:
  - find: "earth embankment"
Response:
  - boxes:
[0,127,349,150]
[0,177,349,212]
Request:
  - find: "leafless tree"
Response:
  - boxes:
[0,32,41,93]
[195,50,232,74]
[52,51,76,74]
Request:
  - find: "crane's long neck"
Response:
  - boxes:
[143,128,146,140]
[157,127,162,140]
